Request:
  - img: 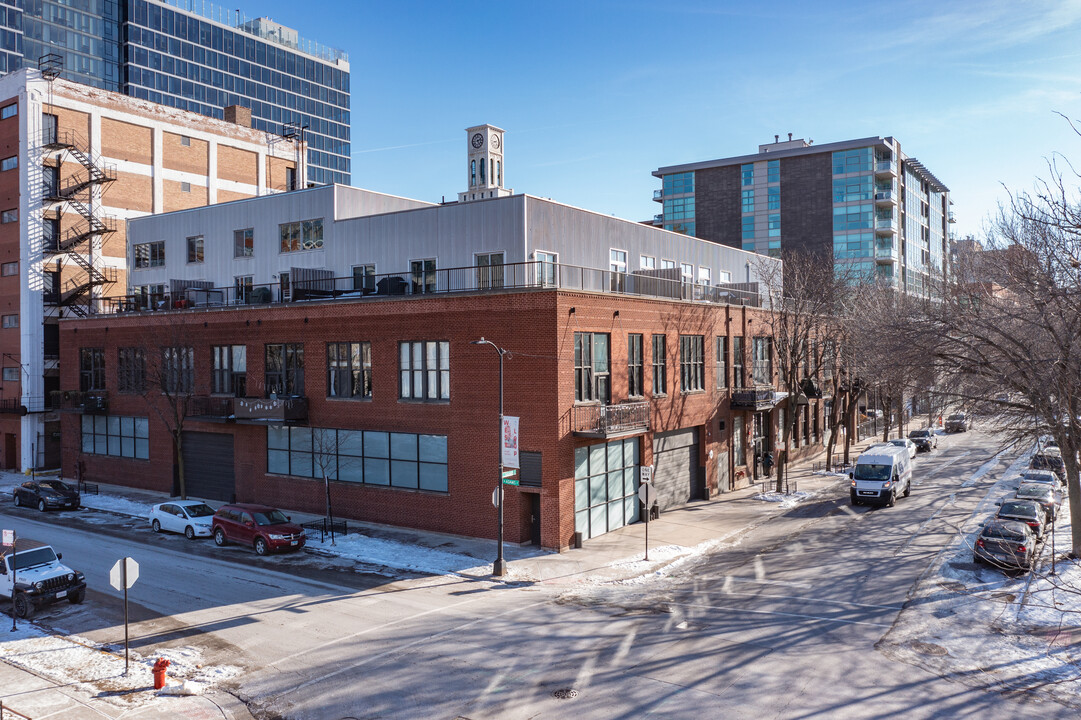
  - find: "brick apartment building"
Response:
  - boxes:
[56,150,829,549]
[0,68,301,471]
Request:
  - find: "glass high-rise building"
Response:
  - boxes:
[0,0,349,186]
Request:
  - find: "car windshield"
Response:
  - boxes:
[252,509,289,526]
[1021,471,1053,482]
[183,503,215,518]
[39,480,71,493]
[889,440,907,447]
[948,414,964,421]
[999,501,1036,518]
[909,431,929,438]
[7,547,58,571]
[983,523,1025,541]
[855,463,891,481]
[1016,484,1050,500]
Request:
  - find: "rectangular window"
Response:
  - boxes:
[0,104,16,120]
[536,251,558,286]
[573,438,641,540]
[1,261,16,276]
[661,259,676,270]
[732,336,744,389]
[181,181,191,193]
[640,255,655,270]
[279,218,324,252]
[752,336,772,385]
[212,345,247,396]
[327,342,372,399]
[610,249,627,292]
[1,209,16,223]
[715,337,727,389]
[265,343,305,396]
[697,267,710,286]
[679,335,704,392]
[79,348,105,391]
[628,334,643,397]
[741,163,753,186]
[399,341,450,400]
[233,228,254,257]
[81,415,149,460]
[410,259,436,294]
[187,235,204,263]
[767,159,780,184]
[733,415,745,467]
[475,252,504,290]
[741,189,754,213]
[652,334,666,395]
[680,263,694,283]
[235,276,253,304]
[267,427,448,493]
[1,156,17,172]
[769,214,781,237]
[161,346,194,394]
[574,332,610,403]
[2,367,17,382]
[134,241,165,268]
[1,314,16,329]
[41,113,57,145]
[180,136,191,146]
[742,215,754,240]
[117,347,146,394]
[352,264,375,293]
[767,186,780,210]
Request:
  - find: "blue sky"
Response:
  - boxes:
[253,0,1081,240]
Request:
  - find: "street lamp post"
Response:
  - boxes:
[472,337,509,577]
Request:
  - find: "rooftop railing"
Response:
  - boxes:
[99,261,764,315]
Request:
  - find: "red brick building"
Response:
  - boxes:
[58,272,828,550]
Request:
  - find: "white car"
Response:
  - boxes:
[149,500,216,539]
[889,438,918,460]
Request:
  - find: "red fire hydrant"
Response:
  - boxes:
[152,657,170,690]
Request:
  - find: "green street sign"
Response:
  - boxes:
[502,477,520,486]
[501,469,518,479]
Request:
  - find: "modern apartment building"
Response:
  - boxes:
[57,180,836,550]
[0,0,349,186]
[0,68,300,471]
[652,135,953,295]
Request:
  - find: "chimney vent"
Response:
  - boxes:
[788,133,793,141]
[774,134,779,143]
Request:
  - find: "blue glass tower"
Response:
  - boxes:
[1,0,349,186]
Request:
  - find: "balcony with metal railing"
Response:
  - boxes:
[653,189,664,202]
[573,401,650,438]
[98,261,765,316]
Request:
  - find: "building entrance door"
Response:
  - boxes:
[529,494,541,546]
[3,433,15,469]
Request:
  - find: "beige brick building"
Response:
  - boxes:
[0,68,303,471]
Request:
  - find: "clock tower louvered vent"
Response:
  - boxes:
[458,124,513,203]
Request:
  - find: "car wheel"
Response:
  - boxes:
[254,537,269,556]
[67,588,86,604]
[973,553,983,565]
[13,493,20,507]
[13,592,34,619]
[886,491,896,508]
[37,499,47,512]
[184,526,196,540]
[152,519,162,533]
[903,481,911,498]
[214,528,228,546]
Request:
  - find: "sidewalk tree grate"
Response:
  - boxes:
[552,688,579,700]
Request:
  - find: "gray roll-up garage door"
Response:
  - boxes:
[181,431,236,502]
[652,428,700,511]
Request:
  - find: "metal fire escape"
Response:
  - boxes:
[40,130,118,317]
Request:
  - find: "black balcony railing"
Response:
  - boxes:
[188,396,236,420]
[730,387,778,410]
[99,261,765,316]
[52,390,108,413]
[573,401,650,438]
[0,398,27,415]
[234,396,308,423]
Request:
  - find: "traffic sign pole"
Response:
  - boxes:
[122,561,129,675]
[7,529,15,632]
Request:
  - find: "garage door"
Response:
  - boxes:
[181,431,236,502]
[653,428,700,511]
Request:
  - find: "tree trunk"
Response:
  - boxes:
[175,432,186,500]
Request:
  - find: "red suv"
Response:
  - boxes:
[211,503,306,555]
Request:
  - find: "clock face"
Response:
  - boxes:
[490,135,500,150]
[471,133,484,149]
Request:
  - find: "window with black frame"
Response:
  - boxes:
[212,345,246,396]
[680,335,704,392]
[752,336,772,385]
[327,342,372,399]
[628,334,643,397]
[574,332,610,403]
[79,348,105,391]
[716,336,728,389]
[732,336,745,389]
[652,334,667,395]
[161,346,194,394]
[117,347,146,394]
[265,343,304,396]
[399,341,449,400]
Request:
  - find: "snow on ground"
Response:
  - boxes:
[0,620,240,707]
[878,446,1081,707]
[752,490,814,509]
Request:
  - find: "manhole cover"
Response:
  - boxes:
[911,641,948,657]
[553,688,579,700]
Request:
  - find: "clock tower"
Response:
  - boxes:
[458,124,513,202]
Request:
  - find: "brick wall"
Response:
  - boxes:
[217,145,257,185]
[100,118,152,165]
[693,164,742,248]
[162,132,209,176]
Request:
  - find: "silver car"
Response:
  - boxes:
[149,500,217,539]
[974,519,1035,570]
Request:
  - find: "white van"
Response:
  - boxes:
[850,444,913,507]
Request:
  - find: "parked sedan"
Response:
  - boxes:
[13,480,80,512]
[973,519,1035,570]
[889,438,918,459]
[1014,482,1059,522]
[149,500,216,539]
[908,428,938,452]
[996,499,1047,540]
[1019,469,1062,488]
[212,503,305,555]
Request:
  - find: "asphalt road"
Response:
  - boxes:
[1,428,1073,719]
